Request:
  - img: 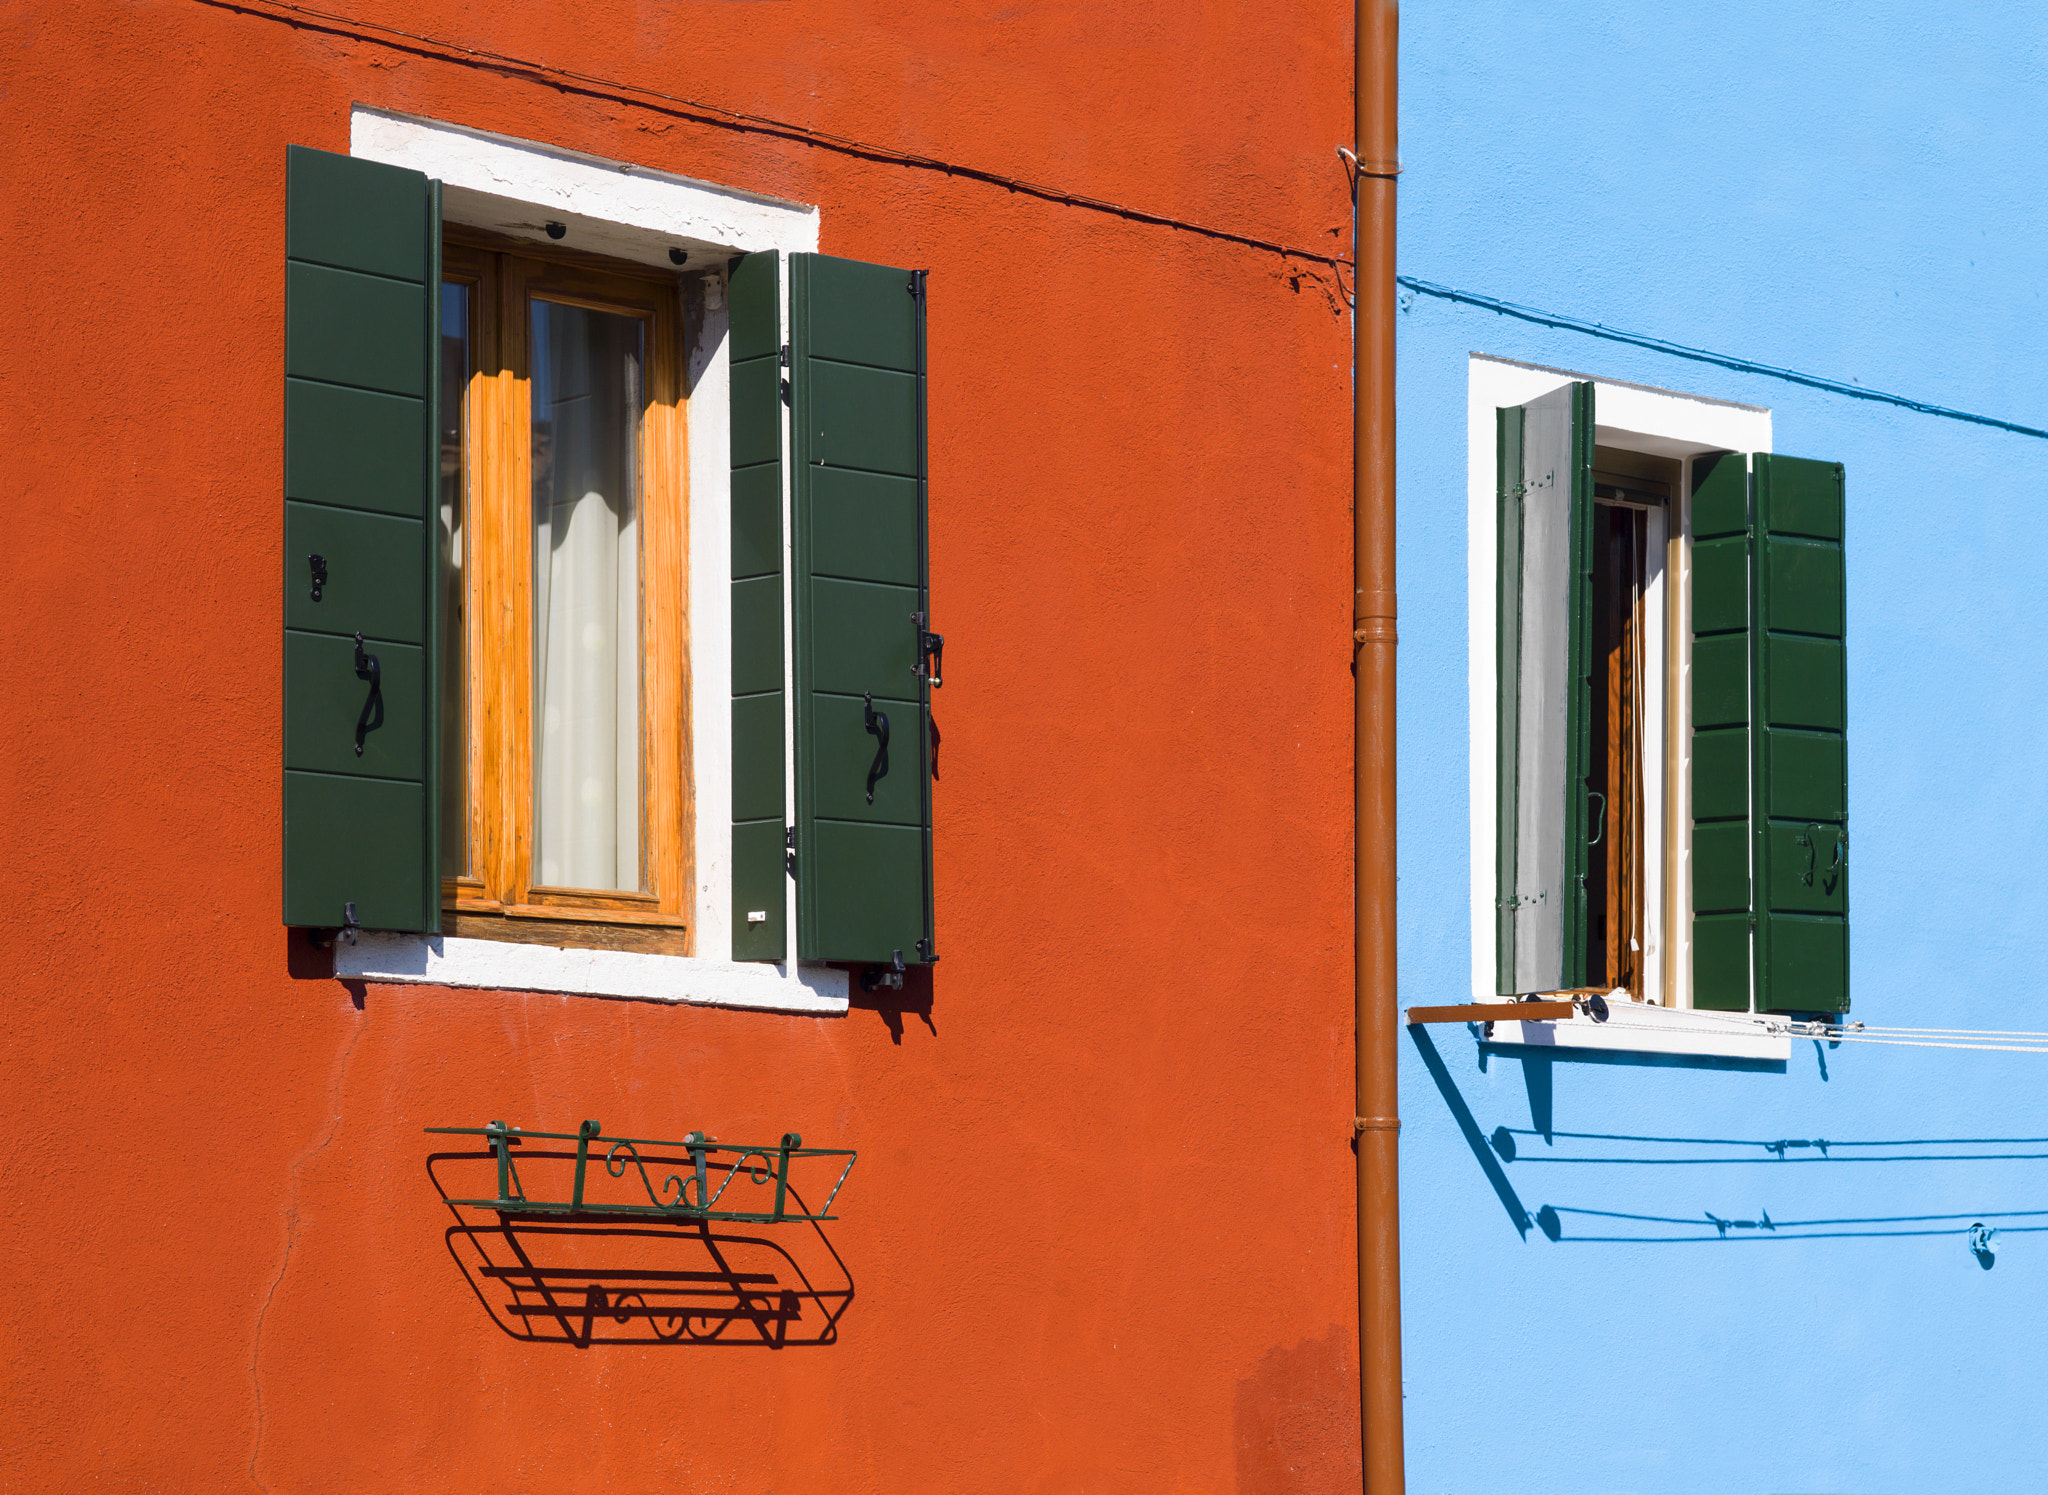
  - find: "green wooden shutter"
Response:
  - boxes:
[729,251,789,960]
[282,145,441,933]
[790,253,935,965]
[1495,382,1596,993]
[1690,452,1849,1014]
[1690,452,1754,1008]
[1753,455,1849,1013]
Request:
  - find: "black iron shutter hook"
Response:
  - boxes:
[863,691,890,803]
[352,631,383,756]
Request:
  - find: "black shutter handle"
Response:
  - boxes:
[863,691,890,803]
[1587,791,1606,848]
[353,631,384,757]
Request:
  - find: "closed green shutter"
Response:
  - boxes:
[282,145,441,933]
[1495,382,1596,993]
[729,251,788,960]
[1690,452,1848,1013]
[790,254,935,965]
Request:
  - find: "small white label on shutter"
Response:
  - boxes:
[746,910,768,924]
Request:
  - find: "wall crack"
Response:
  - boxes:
[247,1010,368,1492]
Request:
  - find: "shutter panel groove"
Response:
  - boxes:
[729,251,789,960]
[282,145,440,933]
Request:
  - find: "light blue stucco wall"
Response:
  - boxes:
[1397,7,2048,1491]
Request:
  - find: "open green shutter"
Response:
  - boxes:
[1690,453,1754,1008]
[1689,452,1848,1013]
[282,145,441,933]
[791,254,935,966]
[1753,455,1849,1013]
[1495,382,1595,993]
[729,251,788,960]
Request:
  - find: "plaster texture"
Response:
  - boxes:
[1400,5,2048,1490]
[0,2,1358,1491]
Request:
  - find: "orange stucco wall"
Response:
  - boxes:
[0,1,1361,1488]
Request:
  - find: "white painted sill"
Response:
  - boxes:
[336,934,849,1015]
[1485,1000,1792,1061]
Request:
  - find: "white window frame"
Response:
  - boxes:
[1467,355,1790,1057]
[337,107,844,1013]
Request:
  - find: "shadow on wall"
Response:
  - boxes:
[1409,1026,2046,1262]
[1233,1326,1362,1495]
[428,1151,853,1346]
[848,961,937,1045]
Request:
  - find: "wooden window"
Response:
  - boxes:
[440,233,693,954]
[1587,452,1675,996]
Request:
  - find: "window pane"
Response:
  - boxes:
[438,281,469,879]
[530,299,645,892]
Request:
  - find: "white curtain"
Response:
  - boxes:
[530,301,642,891]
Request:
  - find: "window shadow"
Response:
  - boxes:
[429,1149,854,1347]
[1413,1028,2048,1258]
[848,962,936,1045]
[1409,1026,1533,1238]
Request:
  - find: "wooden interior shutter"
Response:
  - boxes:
[729,251,789,960]
[1495,382,1595,993]
[282,145,441,933]
[1753,454,1849,1013]
[790,253,935,966]
[1689,452,1755,1008]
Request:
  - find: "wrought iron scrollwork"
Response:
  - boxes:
[426,1119,855,1225]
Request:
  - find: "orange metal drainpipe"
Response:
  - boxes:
[1353,2,1404,1492]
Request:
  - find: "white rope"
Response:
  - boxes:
[1835,1019,2048,1032]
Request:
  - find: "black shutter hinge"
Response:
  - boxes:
[779,342,792,404]
[785,825,797,878]
[907,271,927,301]
[915,937,936,964]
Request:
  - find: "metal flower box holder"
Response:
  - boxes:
[426,1120,856,1224]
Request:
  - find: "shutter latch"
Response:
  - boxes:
[860,949,907,993]
[779,342,792,403]
[308,553,327,603]
[913,612,944,688]
[785,824,796,878]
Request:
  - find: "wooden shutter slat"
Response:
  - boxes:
[728,250,789,961]
[1495,382,1594,993]
[791,253,934,966]
[281,145,440,933]
[1689,451,1754,1009]
[1754,454,1849,1013]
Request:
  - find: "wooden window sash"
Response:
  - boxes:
[439,237,694,954]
